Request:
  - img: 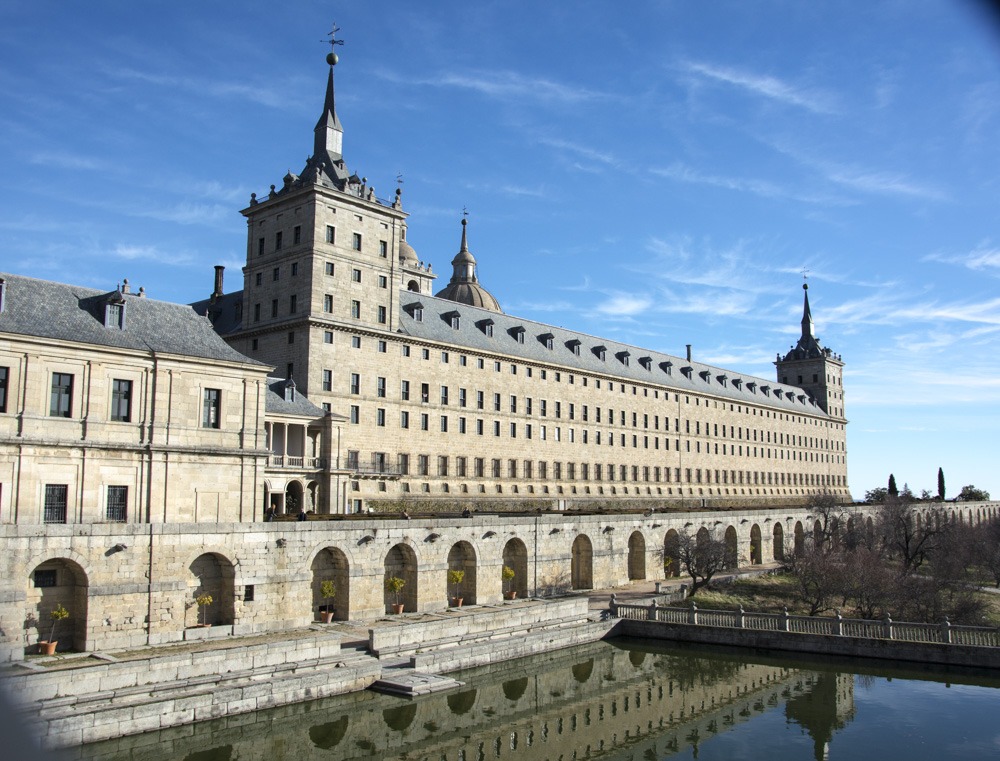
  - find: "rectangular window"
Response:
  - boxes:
[326,225,335,244]
[34,569,57,588]
[271,299,278,318]
[438,455,448,476]
[50,372,73,417]
[398,453,409,475]
[376,376,386,398]
[255,272,262,286]
[418,455,429,476]
[350,374,360,394]
[324,331,333,343]
[323,294,333,313]
[0,366,8,413]
[43,484,68,524]
[377,305,387,324]
[379,240,388,258]
[378,340,387,353]
[351,300,361,319]
[378,275,387,289]
[457,456,467,477]
[401,380,410,400]
[273,268,280,282]
[350,405,359,424]
[441,415,448,432]
[106,485,127,522]
[440,386,449,405]
[475,458,485,477]
[293,225,301,245]
[400,410,409,429]
[421,414,429,430]
[322,370,333,392]
[254,303,261,322]
[257,237,265,256]
[352,335,361,349]
[289,294,297,313]
[352,268,361,283]
[376,408,386,427]
[111,379,132,422]
[275,231,283,251]
[352,232,362,251]
[202,388,221,428]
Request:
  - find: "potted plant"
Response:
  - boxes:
[196,593,214,627]
[385,576,406,614]
[502,565,517,600]
[319,579,336,623]
[38,604,68,655]
[448,569,465,607]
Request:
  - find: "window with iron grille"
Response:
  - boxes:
[44,484,67,524]
[34,569,57,588]
[106,485,127,522]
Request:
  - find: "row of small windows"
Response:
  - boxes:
[39,484,129,524]
[0,368,222,429]
[257,224,387,257]
[346,451,844,489]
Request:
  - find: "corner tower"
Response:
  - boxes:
[230,40,416,395]
[775,283,845,419]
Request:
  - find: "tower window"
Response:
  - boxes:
[326,226,335,244]
[293,226,301,245]
[379,240,388,258]
[352,233,362,251]
[275,231,283,251]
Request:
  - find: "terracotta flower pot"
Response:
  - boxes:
[451,597,464,608]
[321,610,334,623]
[38,640,57,655]
[391,603,404,614]
[503,591,517,600]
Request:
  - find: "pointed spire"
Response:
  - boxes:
[801,282,814,340]
[313,63,344,161]
[451,218,477,281]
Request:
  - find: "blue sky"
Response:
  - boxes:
[2,1,999,501]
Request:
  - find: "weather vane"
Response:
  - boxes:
[323,23,344,64]
[396,173,404,188]
[462,206,469,220]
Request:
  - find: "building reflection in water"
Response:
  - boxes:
[74,640,854,761]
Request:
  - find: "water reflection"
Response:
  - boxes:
[74,640,1000,761]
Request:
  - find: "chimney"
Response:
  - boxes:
[686,344,692,362]
[212,266,225,301]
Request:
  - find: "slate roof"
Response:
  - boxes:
[265,376,340,419]
[0,272,266,366]
[399,292,830,418]
[191,290,244,336]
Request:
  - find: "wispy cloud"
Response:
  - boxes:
[595,293,652,317]
[924,243,1000,275]
[377,69,607,104]
[105,66,295,109]
[537,138,619,167]
[681,60,838,114]
[649,162,847,205]
[112,244,194,266]
[29,152,111,172]
[824,167,946,201]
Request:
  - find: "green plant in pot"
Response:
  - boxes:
[196,593,214,627]
[319,579,336,623]
[502,565,517,599]
[448,569,466,607]
[385,575,406,614]
[39,604,68,655]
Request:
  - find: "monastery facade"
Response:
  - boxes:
[194,52,849,514]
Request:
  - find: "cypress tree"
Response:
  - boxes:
[937,467,945,501]
[888,473,898,497]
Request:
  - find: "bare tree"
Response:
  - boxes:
[786,549,846,616]
[676,529,730,596]
[876,498,950,572]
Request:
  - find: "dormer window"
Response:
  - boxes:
[639,356,652,371]
[681,366,693,379]
[0,278,5,313]
[747,381,757,393]
[660,361,673,375]
[761,385,771,396]
[539,333,554,350]
[593,345,607,361]
[732,378,742,390]
[566,339,581,356]
[406,302,424,322]
[716,374,727,387]
[616,351,630,366]
[104,293,126,329]
[509,326,526,344]
[478,318,495,337]
[699,370,710,382]
[443,310,461,330]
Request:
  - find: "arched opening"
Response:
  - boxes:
[384,544,418,613]
[773,523,784,563]
[27,558,88,653]
[813,519,823,546]
[188,553,235,628]
[663,530,680,578]
[571,534,593,590]
[627,531,646,580]
[502,538,529,598]
[447,541,477,605]
[307,480,320,514]
[794,521,805,557]
[311,547,350,621]
[750,524,762,565]
[285,480,304,516]
[724,526,738,570]
[406,280,419,292]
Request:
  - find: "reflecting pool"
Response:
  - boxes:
[74,640,1000,760]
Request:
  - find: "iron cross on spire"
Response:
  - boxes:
[323,23,344,51]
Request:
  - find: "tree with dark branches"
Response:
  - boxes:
[675,529,730,596]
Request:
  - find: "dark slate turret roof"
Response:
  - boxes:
[399,292,829,417]
[780,283,839,362]
[0,272,265,366]
[434,219,502,313]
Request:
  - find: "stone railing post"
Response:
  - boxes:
[648,601,657,621]
[736,605,745,629]
[940,616,952,644]
[834,610,843,636]
[655,582,663,594]
[609,594,618,619]
[782,607,790,632]
[883,613,894,640]
[689,602,698,625]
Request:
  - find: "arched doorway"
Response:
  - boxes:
[663,530,680,578]
[188,553,235,628]
[773,523,784,562]
[750,524,762,565]
[724,526,738,569]
[285,480,304,516]
[27,558,88,653]
[307,480,320,514]
[384,544,418,613]
[627,531,646,580]
[571,534,593,590]
[502,538,529,598]
[794,521,805,556]
[311,548,350,621]
[447,541,477,605]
